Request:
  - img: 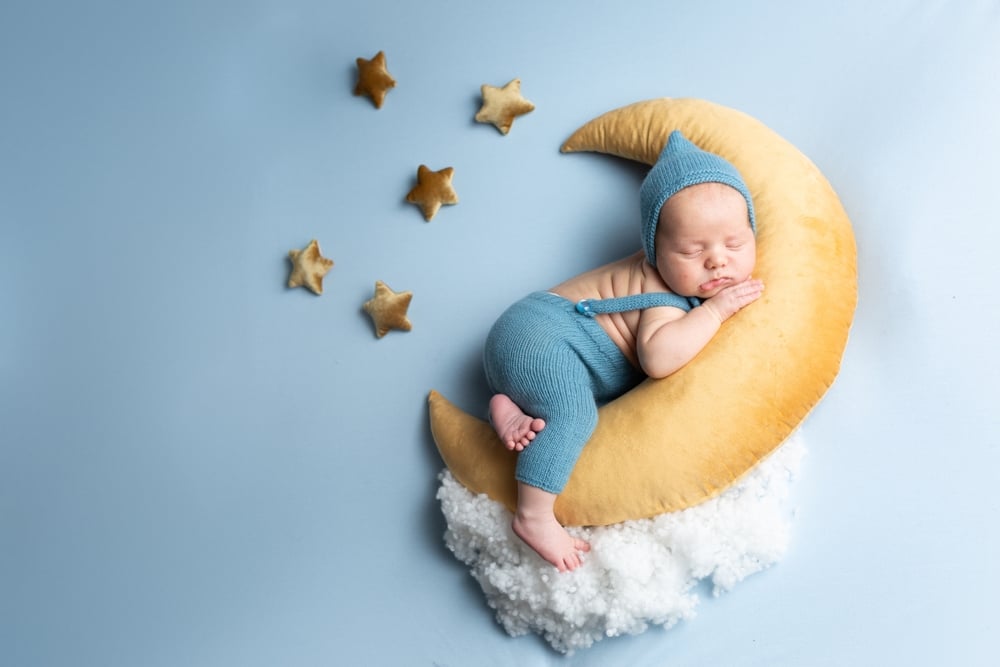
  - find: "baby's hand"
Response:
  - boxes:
[702,278,764,323]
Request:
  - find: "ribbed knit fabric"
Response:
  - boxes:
[639,130,756,266]
[575,291,699,317]
[483,292,644,494]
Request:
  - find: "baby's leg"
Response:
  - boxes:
[509,381,599,571]
[489,394,545,451]
[512,482,590,572]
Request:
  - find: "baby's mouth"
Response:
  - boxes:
[700,276,731,292]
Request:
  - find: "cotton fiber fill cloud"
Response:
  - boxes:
[437,434,806,654]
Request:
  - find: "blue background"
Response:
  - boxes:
[2,1,998,665]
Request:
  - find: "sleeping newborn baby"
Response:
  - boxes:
[483,131,763,571]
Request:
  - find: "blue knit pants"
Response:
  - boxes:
[483,291,644,494]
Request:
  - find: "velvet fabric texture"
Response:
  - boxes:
[429,97,857,527]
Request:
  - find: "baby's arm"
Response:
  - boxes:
[636,279,764,379]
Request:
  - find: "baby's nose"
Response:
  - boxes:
[705,251,727,268]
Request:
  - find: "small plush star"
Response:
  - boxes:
[362,280,413,338]
[405,165,458,221]
[287,239,334,295]
[353,50,396,109]
[475,78,535,135]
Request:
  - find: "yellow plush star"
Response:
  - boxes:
[405,165,458,221]
[353,50,396,109]
[475,78,535,135]
[287,239,334,295]
[362,280,413,338]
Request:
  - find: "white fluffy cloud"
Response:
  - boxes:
[437,434,806,654]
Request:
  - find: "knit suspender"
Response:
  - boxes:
[575,292,700,317]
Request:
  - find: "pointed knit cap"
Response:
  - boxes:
[639,130,756,265]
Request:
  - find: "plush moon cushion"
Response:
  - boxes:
[429,97,857,527]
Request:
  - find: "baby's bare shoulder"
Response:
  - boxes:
[636,259,670,293]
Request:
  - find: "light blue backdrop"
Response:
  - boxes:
[3,1,998,665]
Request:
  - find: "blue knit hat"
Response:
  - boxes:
[639,130,756,265]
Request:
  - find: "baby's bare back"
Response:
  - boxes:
[549,251,671,368]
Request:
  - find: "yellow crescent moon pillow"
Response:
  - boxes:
[429,97,857,527]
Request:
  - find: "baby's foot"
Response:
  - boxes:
[489,394,545,451]
[512,511,591,572]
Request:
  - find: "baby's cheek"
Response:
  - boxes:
[678,267,701,285]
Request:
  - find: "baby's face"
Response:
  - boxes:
[654,182,756,299]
